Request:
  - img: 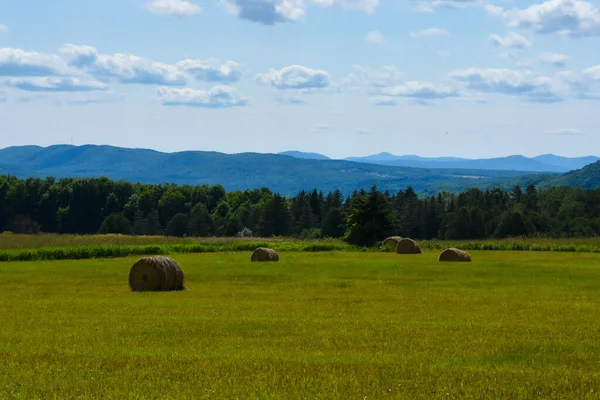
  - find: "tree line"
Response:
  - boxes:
[1,175,599,245]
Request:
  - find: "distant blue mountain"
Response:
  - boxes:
[278,151,330,160]
[533,154,600,171]
[344,153,599,173]
[0,144,550,196]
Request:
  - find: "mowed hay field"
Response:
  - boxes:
[1,251,600,399]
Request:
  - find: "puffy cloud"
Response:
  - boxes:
[157,86,249,108]
[415,0,481,12]
[449,68,563,102]
[365,31,384,44]
[489,32,531,49]
[220,0,305,24]
[145,0,202,17]
[344,65,404,88]
[176,59,243,82]
[0,24,8,32]
[62,44,242,84]
[60,44,187,85]
[538,52,568,67]
[0,48,69,77]
[220,0,377,24]
[583,65,600,80]
[4,77,108,92]
[378,81,459,99]
[256,65,331,89]
[312,0,378,13]
[487,0,600,38]
[409,28,449,38]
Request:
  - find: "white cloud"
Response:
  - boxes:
[489,32,531,49]
[0,24,8,32]
[0,48,69,77]
[176,59,243,82]
[449,68,563,102]
[487,0,600,38]
[157,86,249,108]
[256,65,331,89]
[4,77,108,92]
[379,81,459,99]
[409,28,449,38]
[276,95,307,105]
[365,31,384,44]
[311,0,378,13]
[145,0,202,17]
[310,124,332,131]
[538,52,568,67]
[0,91,6,102]
[344,65,404,88]
[415,0,480,12]
[546,128,583,135]
[220,0,377,24]
[583,65,600,80]
[60,44,187,85]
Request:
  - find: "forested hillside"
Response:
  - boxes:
[1,175,599,243]
[0,145,546,196]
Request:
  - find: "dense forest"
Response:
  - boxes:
[1,175,599,245]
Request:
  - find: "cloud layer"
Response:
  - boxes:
[256,65,331,89]
[158,86,249,108]
[487,0,600,38]
[145,0,202,17]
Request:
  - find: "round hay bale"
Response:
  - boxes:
[129,256,185,291]
[251,247,279,262]
[396,238,422,254]
[382,236,403,251]
[439,248,472,262]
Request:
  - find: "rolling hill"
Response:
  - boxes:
[537,160,600,189]
[278,151,330,160]
[343,154,598,173]
[0,144,547,196]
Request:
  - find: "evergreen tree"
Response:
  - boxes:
[344,185,395,246]
[260,194,292,237]
[321,207,346,238]
[98,213,132,235]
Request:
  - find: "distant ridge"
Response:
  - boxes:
[276,150,598,173]
[278,151,330,160]
[328,152,596,173]
[0,144,549,196]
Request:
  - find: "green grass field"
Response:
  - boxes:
[1,250,599,399]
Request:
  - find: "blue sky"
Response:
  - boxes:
[0,0,599,159]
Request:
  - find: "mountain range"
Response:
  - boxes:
[1,145,599,196]
[280,151,599,173]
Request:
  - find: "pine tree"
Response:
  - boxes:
[344,185,395,246]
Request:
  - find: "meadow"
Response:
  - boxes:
[1,245,600,399]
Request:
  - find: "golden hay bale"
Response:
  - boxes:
[382,236,403,250]
[129,256,185,292]
[439,248,472,262]
[251,247,279,262]
[396,238,422,254]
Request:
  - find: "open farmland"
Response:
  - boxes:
[1,250,599,399]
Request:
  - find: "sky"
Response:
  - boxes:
[0,0,599,159]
